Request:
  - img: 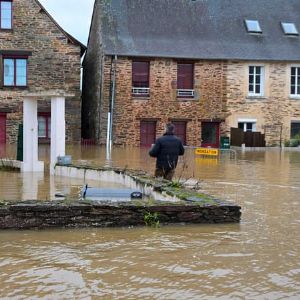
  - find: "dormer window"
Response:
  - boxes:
[0,0,12,29]
[281,22,298,36]
[245,20,262,34]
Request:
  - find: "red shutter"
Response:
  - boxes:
[132,61,149,87]
[0,113,6,144]
[173,121,187,145]
[140,121,156,147]
[177,63,194,89]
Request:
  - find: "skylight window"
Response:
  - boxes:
[245,20,262,33]
[281,22,298,35]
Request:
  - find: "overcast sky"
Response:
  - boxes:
[38,0,95,45]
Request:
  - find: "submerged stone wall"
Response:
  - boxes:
[0,201,241,229]
[0,165,241,229]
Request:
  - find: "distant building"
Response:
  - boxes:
[82,0,300,147]
[0,0,85,144]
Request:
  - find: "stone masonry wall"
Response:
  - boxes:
[98,56,228,146]
[0,0,82,143]
[226,61,300,146]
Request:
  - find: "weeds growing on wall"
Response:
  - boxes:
[144,211,160,228]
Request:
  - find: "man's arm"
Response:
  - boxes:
[179,142,185,156]
[149,140,161,157]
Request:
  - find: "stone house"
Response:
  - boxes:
[0,0,85,145]
[82,0,300,147]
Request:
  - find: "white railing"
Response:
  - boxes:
[132,87,150,96]
[177,89,194,97]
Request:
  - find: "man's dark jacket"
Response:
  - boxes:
[149,133,185,170]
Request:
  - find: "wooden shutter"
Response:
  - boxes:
[177,63,194,89]
[0,113,6,144]
[172,121,187,145]
[140,121,156,147]
[132,61,149,87]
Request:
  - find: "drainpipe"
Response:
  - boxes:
[106,55,117,161]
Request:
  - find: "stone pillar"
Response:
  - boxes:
[21,98,44,172]
[50,97,66,175]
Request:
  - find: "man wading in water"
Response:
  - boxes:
[149,123,185,180]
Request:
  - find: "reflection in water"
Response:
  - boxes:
[0,145,300,299]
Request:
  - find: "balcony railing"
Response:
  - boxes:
[132,87,150,96]
[177,89,195,98]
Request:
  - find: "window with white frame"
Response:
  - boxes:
[290,66,300,97]
[291,121,300,138]
[238,119,257,132]
[248,66,264,96]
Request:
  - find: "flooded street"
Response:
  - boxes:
[0,145,300,299]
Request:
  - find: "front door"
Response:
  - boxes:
[172,121,187,145]
[201,122,220,148]
[140,121,156,147]
[0,113,6,144]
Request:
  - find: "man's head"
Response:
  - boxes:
[165,123,175,134]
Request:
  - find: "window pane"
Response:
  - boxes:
[249,75,254,84]
[291,122,300,138]
[281,23,298,35]
[291,76,295,85]
[291,67,296,76]
[1,1,12,29]
[249,66,254,74]
[238,123,244,130]
[16,59,27,86]
[245,20,262,33]
[3,59,14,86]
[255,84,260,94]
[38,117,46,137]
[246,123,253,131]
[255,74,261,84]
[256,66,261,75]
[47,118,51,138]
[291,85,295,95]
[249,84,254,93]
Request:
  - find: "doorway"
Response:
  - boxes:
[201,122,220,148]
[172,121,187,145]
[140,121,156,147]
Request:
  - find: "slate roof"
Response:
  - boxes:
[96,0,300,61]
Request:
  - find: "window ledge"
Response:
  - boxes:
[289,96,300,100]
[132,96,150,100]
[2,86,28,90]
[246,96,267,101]
[177,97,198,102]
[0,28,13,32]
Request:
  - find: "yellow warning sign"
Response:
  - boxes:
[195,148,219,156]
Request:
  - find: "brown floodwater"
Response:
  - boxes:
[0,144,300,299]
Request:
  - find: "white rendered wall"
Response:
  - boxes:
[50,97,66,174]
[21,98,44,172]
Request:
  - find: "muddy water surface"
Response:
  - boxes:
[0,145,300,299]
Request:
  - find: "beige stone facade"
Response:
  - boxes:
[0,0,83,143]
[84,56,300,147]
[96,56,228,146]
[226,61,300,146]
